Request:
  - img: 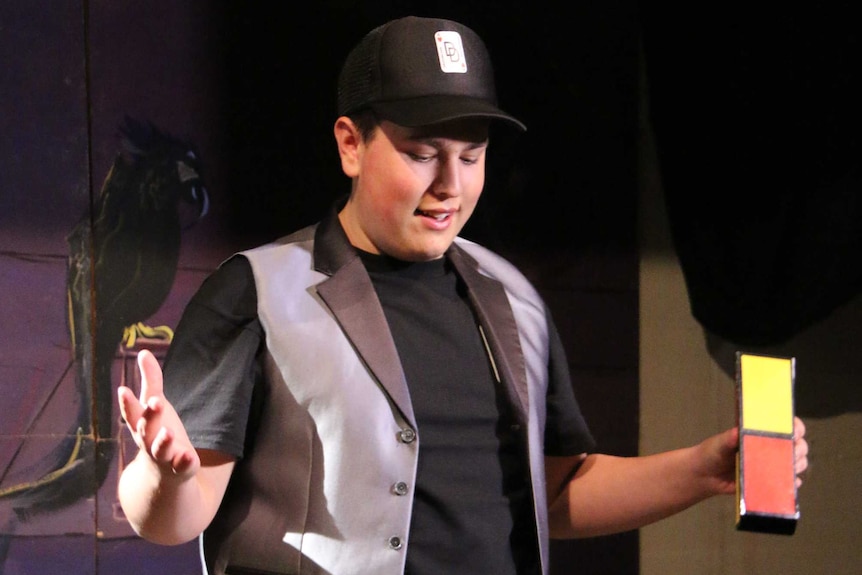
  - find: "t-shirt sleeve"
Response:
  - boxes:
[162,254,264,459]
[543,309,597,456]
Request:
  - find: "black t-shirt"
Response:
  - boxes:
[163,253,594,574]
[360,251,536,574]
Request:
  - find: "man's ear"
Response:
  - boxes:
[334,116,361,177]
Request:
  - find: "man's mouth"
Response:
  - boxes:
[415,209,451,222]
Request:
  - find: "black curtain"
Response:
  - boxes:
[641,4,862,346]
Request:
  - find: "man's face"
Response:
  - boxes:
[338,118,489,261]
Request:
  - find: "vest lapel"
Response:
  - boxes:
[316,256,416,427]
[448,247,531,425]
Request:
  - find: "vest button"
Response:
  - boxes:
[398,428,416,443]
[388,536,403,550]
[392,481,409,496]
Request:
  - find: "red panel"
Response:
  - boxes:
[741,434,797,516]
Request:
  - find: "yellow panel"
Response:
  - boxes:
[740,354,794,435]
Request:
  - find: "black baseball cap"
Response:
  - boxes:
[337,16,526,131]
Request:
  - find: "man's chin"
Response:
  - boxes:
[393,245,449,262]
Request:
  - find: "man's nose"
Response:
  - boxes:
[432,159,460,197]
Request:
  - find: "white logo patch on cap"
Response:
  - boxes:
[434,31,467,74]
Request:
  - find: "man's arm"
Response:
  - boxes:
[545,419,808,538]
[117,349,235,545]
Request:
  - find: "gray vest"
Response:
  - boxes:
[204,222,553,575]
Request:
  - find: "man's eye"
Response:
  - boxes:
[408,153,434,163]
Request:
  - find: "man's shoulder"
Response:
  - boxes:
[452,238,540,300]
[454,238,526,280]
[242,223,318,256]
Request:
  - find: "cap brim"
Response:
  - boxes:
[370,95,526,132]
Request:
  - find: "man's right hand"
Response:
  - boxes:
[118,349,201,480]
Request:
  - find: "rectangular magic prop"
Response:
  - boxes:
[735,352,799,535]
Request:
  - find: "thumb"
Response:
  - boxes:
[137,349,164,402]
[722,426,740,453]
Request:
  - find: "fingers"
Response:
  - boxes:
[126,350,200,478]
[724,426,740,451]
[138,349,165,402]
[792,416,809,486]
[171,449,200,477]
[149,426,201,478]
[119,379,167,454]
[118,385,143,432]
[793,416,806,440]
[794,434,809,473]
[119,349,165,433]
[150,425,175,460]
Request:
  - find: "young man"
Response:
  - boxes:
[118,16,808,575]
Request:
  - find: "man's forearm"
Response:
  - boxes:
[118,450,233,545]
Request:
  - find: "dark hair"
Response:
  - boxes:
[349,108,380,141]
